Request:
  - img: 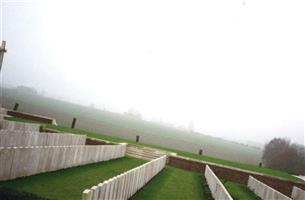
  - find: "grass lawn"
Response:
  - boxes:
[5,116,304,183]
[131,166,207,200]
[0,157,146,200]
[223,181,261,200]
[47,123,303,183]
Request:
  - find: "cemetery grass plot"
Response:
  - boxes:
[0,157,146,200]
[5,115,304,184]
[223,181,261,200]
[46,122,304,183]
[131,166,206,200]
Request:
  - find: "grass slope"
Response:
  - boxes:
[46,123,304,183]
[2,87,261,165]
[223,181,261,200]
[4,116,303,183]
[0,157,146,200]
[131,166,206,200]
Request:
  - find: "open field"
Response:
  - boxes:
[4,116,303,183]
[0,157,146,200]
[1,87,262,165]
[223,181,260,200]
[131,166,207,200]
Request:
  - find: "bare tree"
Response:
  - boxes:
[262,138,305,175]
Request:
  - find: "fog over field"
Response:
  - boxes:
[1,0,304,145]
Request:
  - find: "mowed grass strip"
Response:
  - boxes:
[5,116,304,183]
[223,181,261,200]
[131,166,206,200]
[0,157,146,200]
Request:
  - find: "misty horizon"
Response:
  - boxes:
[0,0,304,146]
[1,84,303,148]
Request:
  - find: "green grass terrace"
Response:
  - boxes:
[4,116,304,184]
[0,157,145,200]
[0,158,212,200]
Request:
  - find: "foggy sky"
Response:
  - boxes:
[0,0,304,145]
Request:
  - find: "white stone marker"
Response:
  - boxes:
[291,186,305,200]
[205,165,233,200]
[248,176,292,200]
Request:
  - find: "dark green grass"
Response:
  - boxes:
[131,166,206,200]
[5,116,304,183]
[0,157,146,200]
[223,181,261,200]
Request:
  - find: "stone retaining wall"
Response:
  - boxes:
[248,176,292,200]
[82,155,167,200]
[168,155,305,196]
[0,130,86,147]
[7,110,56,124]
[205,165,233,200]
[0,144,127,181]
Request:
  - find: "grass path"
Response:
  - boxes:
[0,157,146,200]
[131,166,206,200]
[224,181,261,200]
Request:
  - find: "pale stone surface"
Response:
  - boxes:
[108,178,115,200]
[90,186,98,200]
[0,144,126,181]
[82,189,92,200]
[205,165,233,200]
[103,180,110,200]
[291,186,305,200]
[248,176,292,200]
[1,120,40,132]
[0,147,14,180]
[0,130,86,147]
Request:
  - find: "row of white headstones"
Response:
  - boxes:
[205,164,305,200]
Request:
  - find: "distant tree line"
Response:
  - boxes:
[262,138,305,175]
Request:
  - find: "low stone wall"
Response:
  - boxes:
[7,110,56,124]
[0,120,40,132]
[291,186,305,200]
[0,130,86,147]
[248,176,292,200]
[205,165,233,200]
[82,155,167,200]
[0,144,127,181]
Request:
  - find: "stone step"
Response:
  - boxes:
[127,147,165,154]
[126,149,164,157]
[126,150,162,158]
